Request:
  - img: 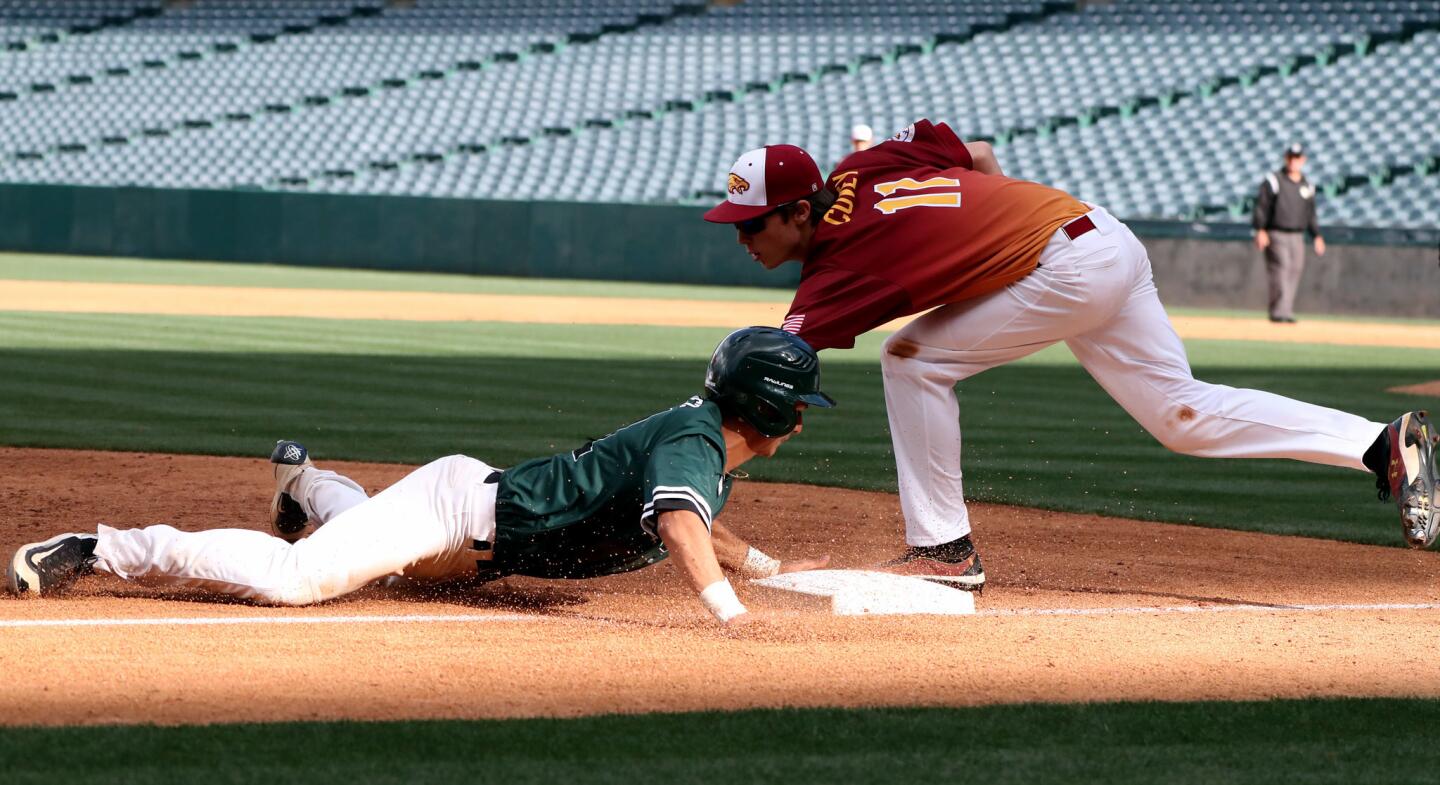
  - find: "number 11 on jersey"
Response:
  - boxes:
[873,176,963,215]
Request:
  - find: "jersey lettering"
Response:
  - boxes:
[823,170,859,226]
[873,176,963,215]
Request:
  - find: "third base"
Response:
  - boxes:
[750,569,975,616]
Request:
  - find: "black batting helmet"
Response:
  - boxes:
[704,327,836,437]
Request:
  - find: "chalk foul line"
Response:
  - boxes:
[0,613,549,629]
[3,602,1439,628]
[974,602,1440,618]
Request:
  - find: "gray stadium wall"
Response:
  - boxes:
[2,182,1436,317]
[1135,228,1439,318]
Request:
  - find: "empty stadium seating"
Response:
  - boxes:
[0,0,1434,229]
[1318,166,1439,228]
[1003,28,1439,223]
[0,0,150,46]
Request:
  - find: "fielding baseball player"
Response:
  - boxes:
[704,119,1438,590]
[7,328,835,626]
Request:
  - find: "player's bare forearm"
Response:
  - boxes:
[657,510,751,625]
[965,141,1003,175]
[711,521,831,575]
[708,521,751,570]
[656,510,726,592]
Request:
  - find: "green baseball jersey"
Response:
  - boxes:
[490,396,733,579]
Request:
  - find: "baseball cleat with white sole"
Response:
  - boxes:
[1380,411,1440,549]
[7,533,99,597]
[270,439,313,542]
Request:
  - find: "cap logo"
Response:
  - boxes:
[728,173,751,195]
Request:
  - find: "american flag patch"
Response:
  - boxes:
[781,314,805,333]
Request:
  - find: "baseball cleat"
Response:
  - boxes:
[8,533,99,597]
[270,439,312,543]
[876,537,985,592]
[1377,411,1439,549]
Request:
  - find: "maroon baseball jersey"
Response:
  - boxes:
[783,119,1088,350]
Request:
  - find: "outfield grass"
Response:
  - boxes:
[1,311,1435,545]
[0,252,795,301]
[3,698,1438,785]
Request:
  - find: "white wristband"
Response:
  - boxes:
[699,578,748,623]
[739,546,781,578]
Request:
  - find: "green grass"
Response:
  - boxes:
[0,251,793,301]
[1,311,1436,545]
[3,698,1439,784]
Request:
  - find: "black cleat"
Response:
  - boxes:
[269,440,312,542]
[876,536,986,592]
[8,533,98,597]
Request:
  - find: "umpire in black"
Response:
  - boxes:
[1252,142,1325,323]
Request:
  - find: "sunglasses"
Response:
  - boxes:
[733,202,794,236]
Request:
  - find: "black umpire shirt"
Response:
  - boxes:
[1252,171,1321,237]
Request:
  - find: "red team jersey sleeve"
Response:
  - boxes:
[781,118,1088,352]
[785,268,910,351]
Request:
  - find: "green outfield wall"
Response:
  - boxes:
[0,182,799,288]
[2,182,1436,315]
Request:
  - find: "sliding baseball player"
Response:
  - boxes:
[9,328,836,626]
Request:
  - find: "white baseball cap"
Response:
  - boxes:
[851,124,874,142]
[703,144,823,223]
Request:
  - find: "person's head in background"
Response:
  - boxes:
[1283,142,1307,178]
[850,124,874,153]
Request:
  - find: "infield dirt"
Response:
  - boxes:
[3,447,1439,727]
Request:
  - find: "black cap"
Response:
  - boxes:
[1284,142,1305,157]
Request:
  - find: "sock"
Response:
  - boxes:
[1361,427,1390,478]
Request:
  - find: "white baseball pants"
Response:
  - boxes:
[881,204,1386,547]
[93,455,498,604]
